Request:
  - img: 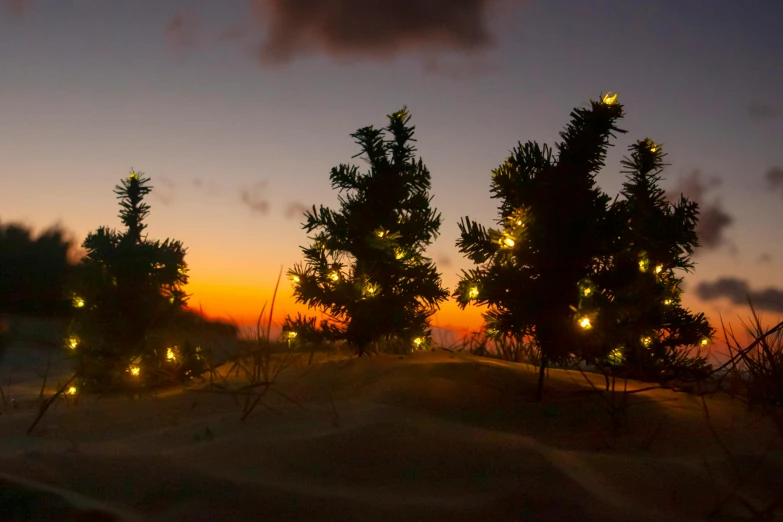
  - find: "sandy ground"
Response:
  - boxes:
[1,349,782,521]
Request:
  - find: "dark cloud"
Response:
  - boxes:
[284,202,310,220]
[765,166,783,196]
[436,253,452,268]
[3,0,30,17]
[757,253,772,264]
[240,181,270,215]
[747,101,781,120]
[695,277,783,313]
[667,170,733,251]
[166,13,200,59]
[152,176,176,206]
[250,0,502,65]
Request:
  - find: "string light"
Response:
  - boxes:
[286,331,297,340]
[290,274,301,283]
[376,230,386,238]
[502,236,515,248]
[166,347,177,362]
[655,265,663,274]
[663,299,672,306]
[129,365,141,377]
[329,271,339,282]
[68,337,79,349]
[413,337,423,347]
[72,295,85,308]
[639,258,649,272]
[67,386,77,395]
[700,338,709,347]
[602,92,618,105]
[641,336,652,347]
[468,287,479,299]
[579,317,592,329]
[583,287,592,297]
[395,249,405,260]
[129,171,139,180]
[608,347,624,365]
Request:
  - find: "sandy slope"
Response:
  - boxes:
[1,351,781,521]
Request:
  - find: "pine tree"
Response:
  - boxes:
[287,108,448,356]
[69,170,201,392]
[455,93,626,400]
[587,138,714,380]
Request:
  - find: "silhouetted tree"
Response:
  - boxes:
[287,108,448,355]
[69,170,202,392]
[0,221,74,316]
[586,138,714,380]
[455,93,626,401]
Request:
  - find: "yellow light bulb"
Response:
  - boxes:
[579,317,592,329]
[67,386,77,395]
[468,287,479,299]
[503,237,515,248]
[166,347,177,361]
[376,230,386,238]
[413,337,424,347]
[664,299,672,306]
[700,338,709,347]
[72,296,85,308]
[286,331,297,340]
[655,265,663,274]
[641,336,652,347]
[602,92,618,105]
[395,249,405,260]
[583,288,592,296]
[290,274,300,283]
[129,365,140,377]
[639,259,648,272]
[68,337,79,349]
[516,220,522,226]
[329,271,339,281]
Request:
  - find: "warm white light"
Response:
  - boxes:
[72,295,85,308]
[700,338,709,347]
[395,249,405,260]
[655,265,663,274]
[579,317,592,329]
[663,299,672,306]
[602,92,618,105]
[583,288,592,297]
[608,347,624,365]
[166,347,177,361]
[290,274,300,283]
[67,386,77,395]
[68,337,79,349]
[129,365,141,377]
[413,337,423,347]
[376,230,386,238]
[365,283,378,296]
[329,271,339,281]
[639,259,649,272]
[502,237,515,248]
[286,331,297,340]
[129,171,139,180]
[641,336,652,347]
[468,287,479,299]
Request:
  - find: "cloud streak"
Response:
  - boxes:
[695,277,783,313]
[667,170,733,251]
[765,166,783,197]
[240,181,270,215]
[249,0,504,65]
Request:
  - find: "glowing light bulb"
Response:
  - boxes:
[290,274,300,283]
[129,171,139,180]
[395,249,405,260]
[286,331,297,340]
[602,92,618,105]
[413,337,423,347]
[516,219,523,226]
[376,230,386,238]
[365,284,378,296]
[700,338,709,347]
[67,386,77,395]
[663,299,672,306]
[129,365,141,377]
[583,288,592,297]
[68,337,79,349]
[329,271,339,281]
[502,237,515,248]
[608,348,624,365]
[166,347,177,361]
[639,259,649,272]
[655,265,663,274]
[579,317,592,329]
[72,296,85,308]
[468,287,479,299]
[641,336,652,347]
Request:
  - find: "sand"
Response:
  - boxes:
[1,350,781,521]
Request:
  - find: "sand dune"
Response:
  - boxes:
[1,351,781,521]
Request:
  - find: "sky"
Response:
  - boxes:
[1,0,782,341]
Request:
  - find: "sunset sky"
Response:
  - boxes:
[2,0,781,339]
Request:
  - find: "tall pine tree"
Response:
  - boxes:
[455,93,626,400]
[69,170,200,392]
[287,108,448,355]
[586,138,714,380]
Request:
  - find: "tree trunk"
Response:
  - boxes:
[536,354,547,402]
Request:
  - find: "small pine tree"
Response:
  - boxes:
[586,138,714,380]
[287,108,448,355]
[69,170,201,392]
[455,93,626,400]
